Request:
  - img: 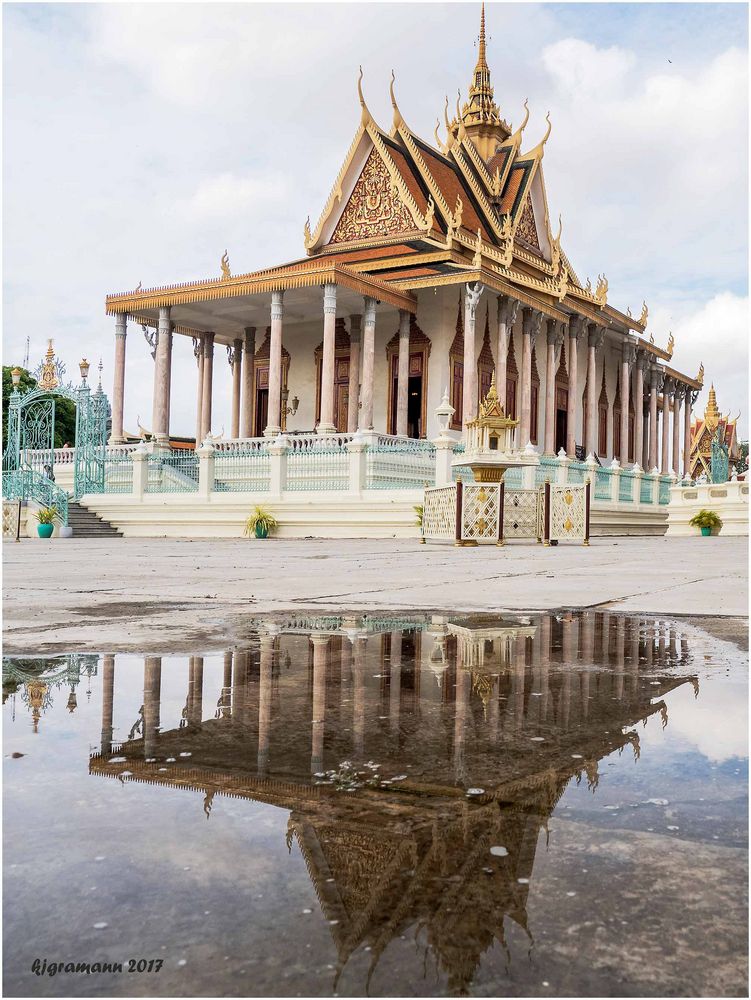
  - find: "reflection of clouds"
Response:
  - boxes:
[654,680,748,764]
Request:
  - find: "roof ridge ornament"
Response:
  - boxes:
[389,70,405,134]
[357,66,372,127]
[522,111,552,160]
[220,250,231,280]
[639,301,648,326]
[666,331,675,357]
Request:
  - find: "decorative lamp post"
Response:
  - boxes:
[280,387,299,432]
[10,367,21,391]
[79,358,91,385]
[435,389,455,437]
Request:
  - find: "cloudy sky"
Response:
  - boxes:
[4,2,748,438]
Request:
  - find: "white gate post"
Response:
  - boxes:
[585,452,598,488]
[556,448,571,485]
[197,442,215,501]
[346,432,367,495]
[268,434,289,498]
[131,447,148,500]
[650,467,660,505]
[521,442,539,490]
[610,458,621,504]
[632,464,643,505]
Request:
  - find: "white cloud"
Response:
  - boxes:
[182,173,289,221]
[542,38,636,97]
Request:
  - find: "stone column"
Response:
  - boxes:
[672,384,684,476]
[347,315,361,432]
[462,282,483,427]
[100,654,115,755]
[153,307,172,442]
[642,401,650,470]
[241,327,256,438]
[396,310,411,436]
[194,335,205,446]
[230,338,243,438]
[318,283,337,434]
[586,325,604,456]
[649,368,661,471]
[358,297,377,431]
[221,650,233,717]
[265,290,284,437]
[310,635,328,774]
[188,656,204,726]
[200,333,215,442]
[389,631,402,734]
[496,296,519,408]
[143,656,161,759]
[520,307,540,448]
[110,315,127,443]
[661,378,672,475]
[633,351,646,469]
[164,323,174,437]
[567,317,585,457]
[257,634,274,777]
[684,391,694,478]
[544,319,559,455]
[620,343,635,465]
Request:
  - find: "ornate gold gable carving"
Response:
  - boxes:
[330,149,414,244]
[516,196,540,250]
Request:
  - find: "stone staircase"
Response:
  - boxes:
[67,501,123,538]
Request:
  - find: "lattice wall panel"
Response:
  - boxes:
[461,484,501,542]
[504,489,542,539]
[423,485,457,539]
[2,501,20,539]
[550,485,587,541]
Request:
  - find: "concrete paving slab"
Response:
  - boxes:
[3,535,747,653]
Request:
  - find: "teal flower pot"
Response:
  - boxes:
[255,523,269,539]
[700,526,712,537]
[37,523,54,539]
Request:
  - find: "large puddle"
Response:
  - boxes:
[3,611,748,997]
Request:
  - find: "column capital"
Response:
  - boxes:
[363,296,377,324]
[115,313,127,336]
[243,325,256,344]
[569,314,587,340]
[673,382,686,402]
[522,306,543,339]
[271,290,284,320]
[323,282,337,314]
[635,347,650,372]
[497,293,519,327]
[310,633,331,648]
[587,323,605,349]
[464,281,483,318]
[622,342,637,366]
[158,305,171,324]
[398,309,411,331]
[649,366,664,391]
[192,335,203,364]
[546,317,563,347]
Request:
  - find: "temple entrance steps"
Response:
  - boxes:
[68,501,123,538]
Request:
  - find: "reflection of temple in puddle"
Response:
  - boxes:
[2,654,99,732]
[87,613,696,994]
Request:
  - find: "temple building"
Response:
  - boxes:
[688,384,740,480]
[105,5,702,478]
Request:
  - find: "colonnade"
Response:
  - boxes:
[98,616,688,779]
[109,284,695,478]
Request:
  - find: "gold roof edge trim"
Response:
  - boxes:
[106,261,417,315]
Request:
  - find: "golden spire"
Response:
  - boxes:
[705,384,720,429]
[451,3,511,159]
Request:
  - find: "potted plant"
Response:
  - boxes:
[34,505,59,539]
[688,509,722,537]
[414,504,425,543]
[244,506,278,539]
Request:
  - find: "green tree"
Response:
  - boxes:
[2,366,77,453]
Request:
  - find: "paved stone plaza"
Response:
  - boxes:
[3,535,747,653]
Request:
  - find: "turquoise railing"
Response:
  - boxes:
[366,436,434,490]
[658,476,672,504]
[2,469,69,525]
[286,435,349,491]
[213,441,270,492]
[640,475,653,504]
[619,469,634,502]
[535,455,559,486]
[567,460,589,485]
[594,467,612,501]
[103,452,134,494]
[145,451,199,493]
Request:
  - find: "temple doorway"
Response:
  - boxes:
[555,387,568,454]
[407,376,422,439]
[386,319,431,437]
[255,388,268,435]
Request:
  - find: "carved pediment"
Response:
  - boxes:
[516,195,540,251]
[330,148,415,244]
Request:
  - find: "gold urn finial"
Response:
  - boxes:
[705,383,720,429]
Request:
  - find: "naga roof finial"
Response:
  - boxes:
[389,70,405,133]
[357,66,371,126]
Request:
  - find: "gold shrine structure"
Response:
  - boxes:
[688,384,740,480]
[104,4,702,481]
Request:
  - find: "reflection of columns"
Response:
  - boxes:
[352,636,367,754]
[221,650,233,717]
[258,636,274,776]
[454,660,470,779]
[684,391,693,478]
[620,343,635,465]
[389,632,402,734]
[265,291,284,437]
[396,310,410,436]
[358,297,377,431]
[194,335,205,446]
[241,327,256,438]
[512,635,525,732]
[318,283,337,434]
[649,369,661,471]
[544,320,560,455]
[101,655,115,754]
[230,338,243,439]
[567,317,584,457]
[111,315,127,443]
[310,635,329,774]
[463,283,483,427]
[496,296,518,410]
[615,617,626,700]
[519,308,539,447]
[153,307,172,442]
[581,613,595,665]
[672,385,683,476]
[143,657,162,758]
[538,617,551,722]
[661,379,672,475]
[586,325,604,456]
[347,315,361,433]
[634,352,646,468]
[188,656,204,726]
[200,332,215,442]
[601,612,611,663]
